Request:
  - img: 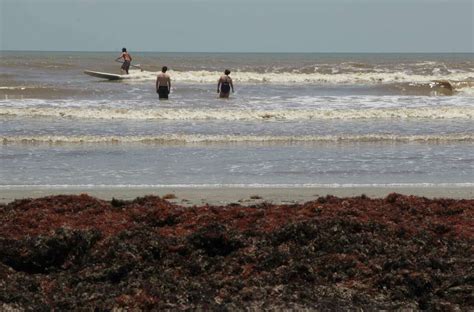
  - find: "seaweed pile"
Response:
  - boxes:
[0,193,472,310]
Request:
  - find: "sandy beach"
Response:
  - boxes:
[2,0,473,309]
[1,185,473,206]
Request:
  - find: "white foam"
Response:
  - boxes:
[1,106,472,120]
[2,133,473,144]
[126,70,474,85]
[0,87,27,90]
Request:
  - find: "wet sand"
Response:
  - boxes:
[1,185,473,205]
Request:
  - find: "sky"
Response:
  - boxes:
[0,0,473,53]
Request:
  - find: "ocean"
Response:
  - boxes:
[0,51,473,190]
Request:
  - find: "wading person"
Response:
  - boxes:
[217,69,234,98]
[156,66,171,99]
[115,48,132,74]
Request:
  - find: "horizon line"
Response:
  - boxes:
[1,50,473,54]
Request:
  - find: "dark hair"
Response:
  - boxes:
[162,66,168,72]
[224,69,231,75]
[122,48,127,52]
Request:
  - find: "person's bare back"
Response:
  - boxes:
[156,66,171,99]
[115,47,133,74]
[156,73,171,87]
[121,52,132,62]
[217,69,234,98]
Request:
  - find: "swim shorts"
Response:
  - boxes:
[121,60,130,71]
[220,82,231,94]
[157,86,170,99]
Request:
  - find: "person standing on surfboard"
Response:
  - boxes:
[156,66,171,99]
[115,48,132,74]
[217,69,234,98]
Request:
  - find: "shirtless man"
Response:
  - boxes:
[115,48,132,74]
[156,66,171,99]
[217,69,234,98]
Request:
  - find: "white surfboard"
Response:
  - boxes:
[84,70,130,80]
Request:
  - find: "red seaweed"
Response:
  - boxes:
[0,193,472,310]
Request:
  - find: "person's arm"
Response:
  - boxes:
[156,76,160,91]
[129,54,132,62]
[230,78,234,92]
[167,76,171,91]
[217,77,221,93]
[115,53,124,62]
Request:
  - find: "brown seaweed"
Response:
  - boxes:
[0,193,472,310]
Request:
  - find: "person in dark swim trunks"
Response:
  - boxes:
[115,48,132,74]
[218,69,234,98]
[156,66,171,99]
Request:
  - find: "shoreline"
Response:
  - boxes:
[1,185,473,205]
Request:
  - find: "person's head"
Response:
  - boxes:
[162,66,168,73]
[224,69,231,75]
[122,48,127,52]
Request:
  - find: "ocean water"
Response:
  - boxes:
[1,51,473,189]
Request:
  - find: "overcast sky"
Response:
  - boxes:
[1,0,473,52]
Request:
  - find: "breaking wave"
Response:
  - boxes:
[126,70,474,86]
[3,133,473,145]
[115,71,474,95]
[1,106,472,120]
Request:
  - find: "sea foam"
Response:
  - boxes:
[1,106,472,120]
[3,133,473,145]
[125,70,474,86]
